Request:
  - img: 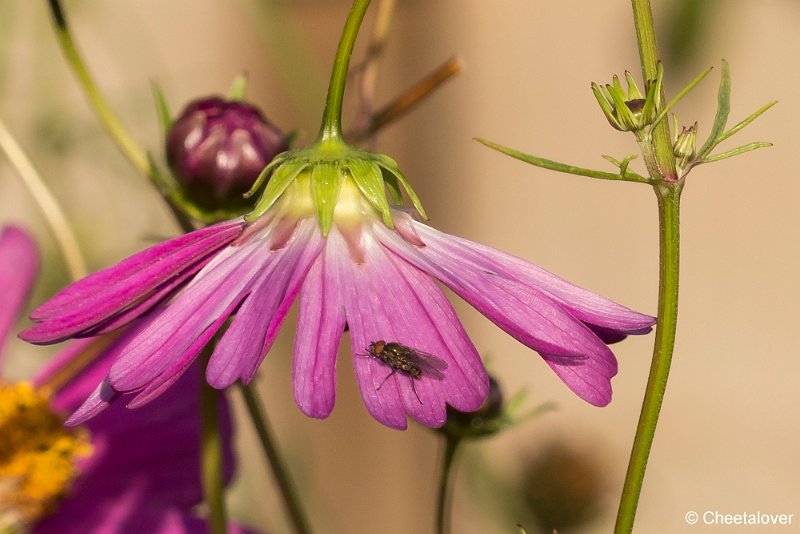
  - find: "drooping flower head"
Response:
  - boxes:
[0,226,247,533]
[21,3,654,429]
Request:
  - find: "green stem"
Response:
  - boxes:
[47,0,148,175]
[317,0,373,142]
[201,350,227,534]
[46,0,195,234]
[0,118,87,281]
[630,0,677,181]
[435,437,461,534]
[615,183,682,533]
[240,384,312,534]
[615,3,683,531]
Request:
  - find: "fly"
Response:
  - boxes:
[365,340,448,403]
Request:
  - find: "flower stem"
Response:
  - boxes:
[318,0,373,142]
[45,0,195,234]
[240,383,312,534]
[615,1,682,530]
[615,183,681,532]
[435,436,461,534]
[0,118,87,281]
[201,350,227,534]
[630,0,677,182]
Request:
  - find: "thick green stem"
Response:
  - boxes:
[240,384,312,534]
[317,0,372,142]
[631,0,677,182]
[201,351,227,534]
[435,437,461,534]
[615,184,682,533]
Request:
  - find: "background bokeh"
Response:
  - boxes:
[2,1,797,532]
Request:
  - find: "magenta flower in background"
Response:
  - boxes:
[0,226,249,533]
[21,147,655,430]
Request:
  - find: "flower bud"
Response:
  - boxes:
[166,96,288,214]
[592,63,663,134]
[438,376,505,439]
[673,121,698,172]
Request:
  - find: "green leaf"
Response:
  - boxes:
[477,138,649,184]
[701,141,772,163]
[311,162,343,235]
[347,159,393,227]
[228,74,248,100]
[649,65,713,131]
[711,100,778,148]
[698,59,730,157]
[151,81,172,134]
[245,159,307,221]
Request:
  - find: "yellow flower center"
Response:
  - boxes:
[0,381,92,531]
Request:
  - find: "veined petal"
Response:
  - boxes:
[22,221,243,344]
[408,216,655,333]
[375,218,619,406]
[376,222,611,360]
[108,236,268,392]
[208,218,326,388]
[333,228,488,429]
[293,232,346,419]
[0,226,38,366]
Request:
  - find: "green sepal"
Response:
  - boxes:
[624,71,643,100]
[347,158,393,227]
[245,158,308,222]
[244,152,291,199]
[311,162,343,235]
[228,74,248,100]
[151,81,173,135]
[374,154,428,220]
[698,59,731,158]
[592,82,623,130]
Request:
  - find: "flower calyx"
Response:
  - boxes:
[672,119,697,175]
[244,139,427,235]
[591,62,663,134]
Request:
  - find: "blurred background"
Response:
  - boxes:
[1,1,798,532]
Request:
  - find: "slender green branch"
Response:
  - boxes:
[201,348,227,534]
[47,0,148,175]
[46,0,196,234]
[240,384,312,534]
[0,118,87,280]
[476,138,650,184]
[318,0,373,142]
[436,437,461,534]
[615,183,681,533]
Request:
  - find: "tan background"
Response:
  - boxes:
[1,1,798,533]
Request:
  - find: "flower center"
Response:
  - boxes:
[0,381,92,530]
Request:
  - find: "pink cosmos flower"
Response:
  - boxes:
[0,226,249,533]
[21,151,655,430]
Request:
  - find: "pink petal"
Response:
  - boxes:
[208,218,325,388]
[0,226,38,368]
[22,221,243,344]
[293,234,346,419]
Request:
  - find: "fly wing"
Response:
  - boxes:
[406,350,448,380]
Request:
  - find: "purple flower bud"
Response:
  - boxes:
[166,96,288,212]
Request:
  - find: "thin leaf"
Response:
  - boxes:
[698,59,730,157]
[151,81,172,134]
[702,142,772,163]
[711,100,778,149]
[649,65,713,131]
[477,138,649,184]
